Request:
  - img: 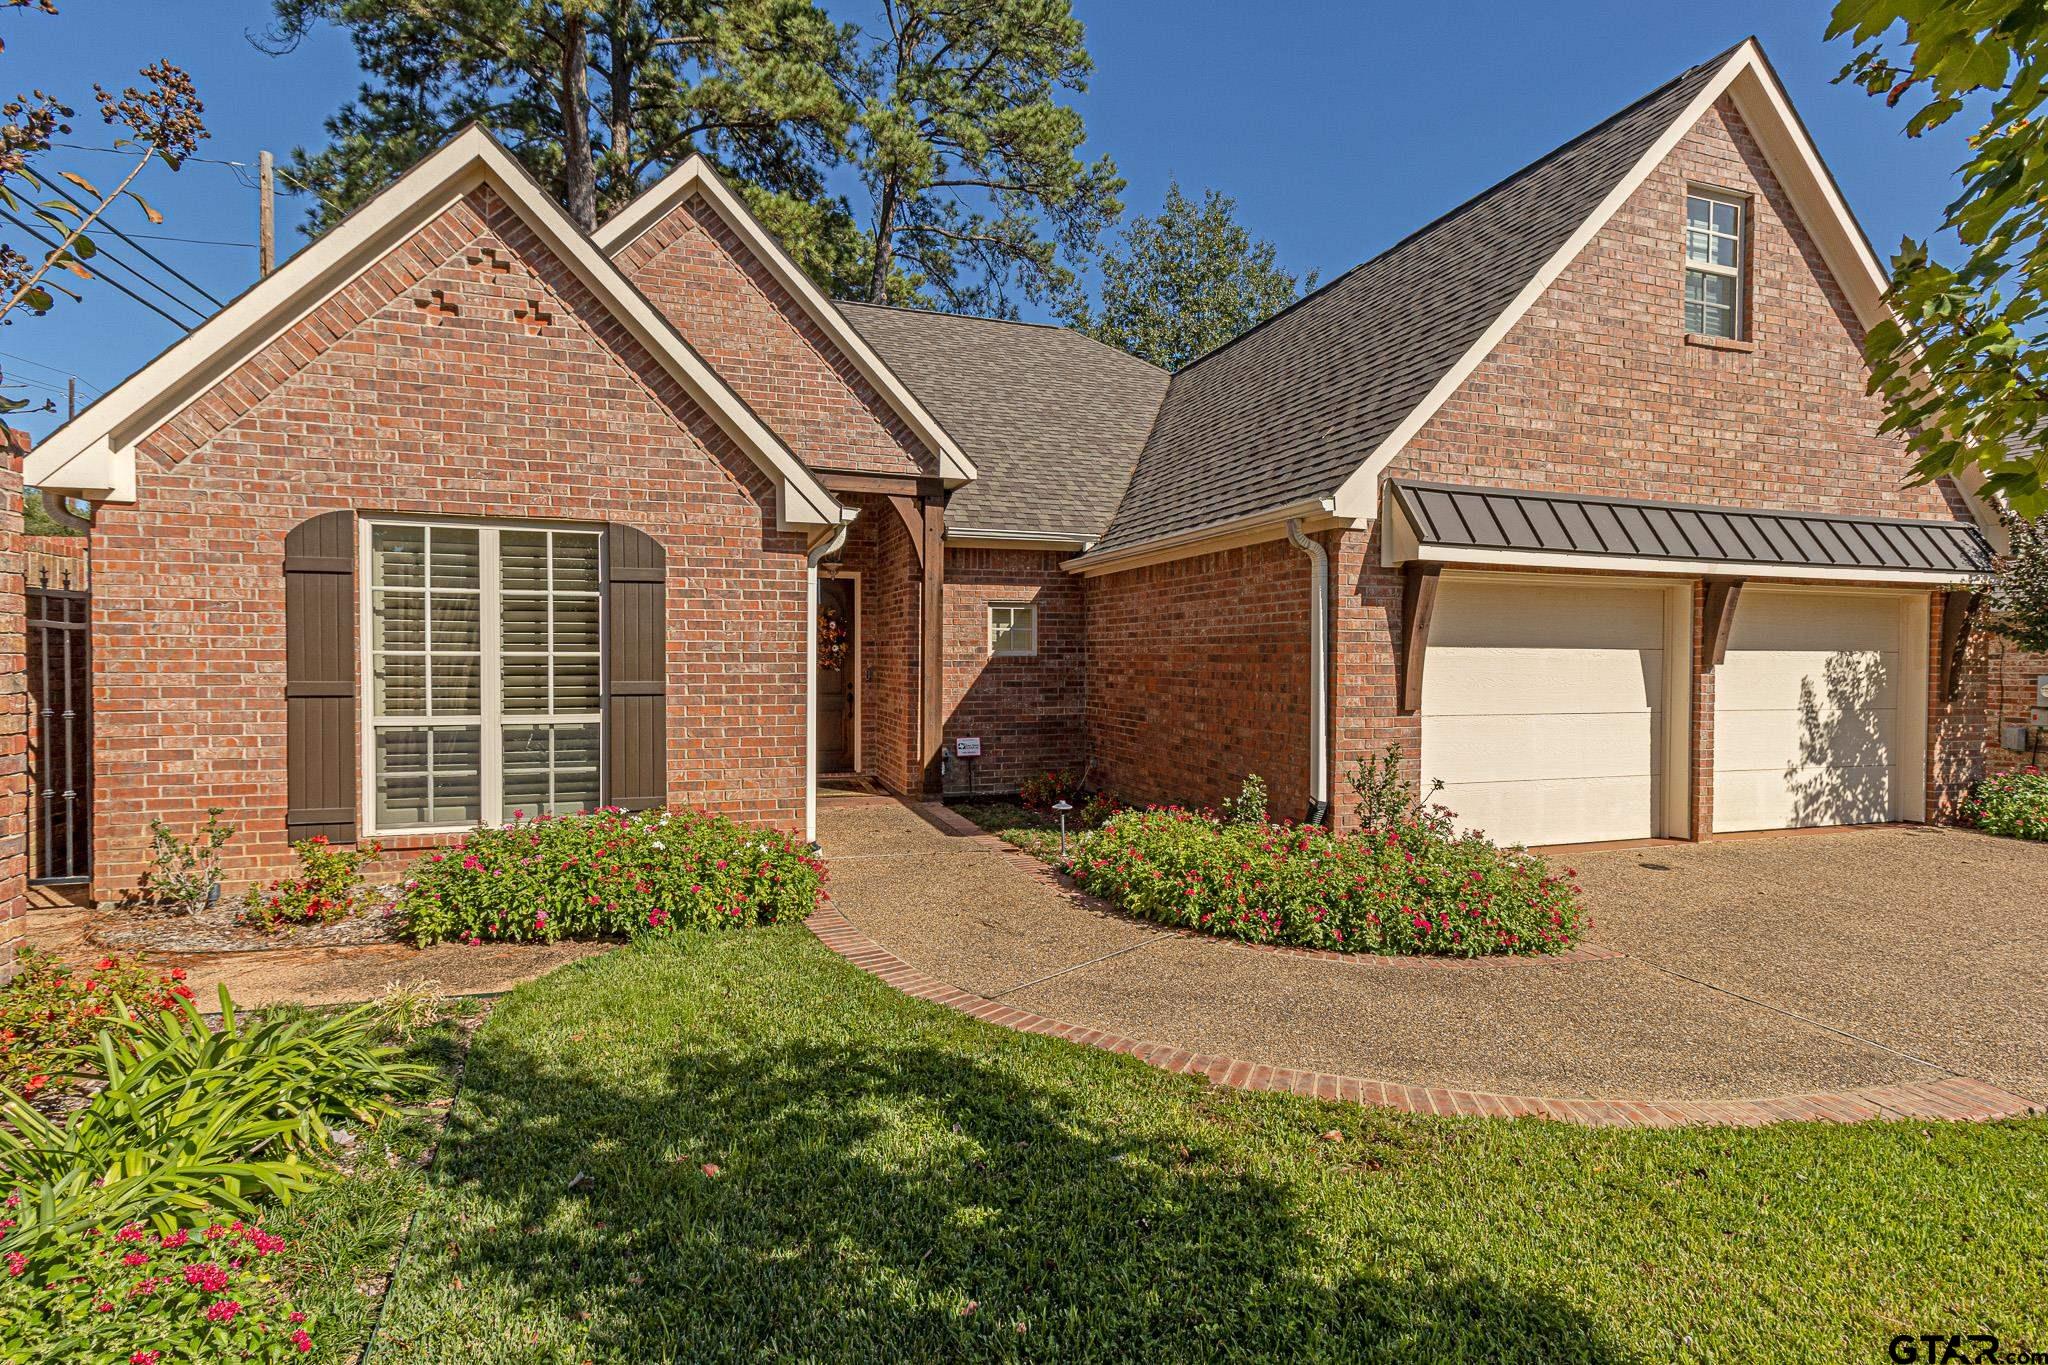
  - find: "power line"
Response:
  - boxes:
[119,230,257,249]
[5,204,211,323]
[41,175,225,308]
[0,348,99,392]
[0,208,193,332]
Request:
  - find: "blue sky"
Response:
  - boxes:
[3,0,1964,443]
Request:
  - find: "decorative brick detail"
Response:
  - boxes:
[808,902,2040,1127]
[89,186,812,898]
[412,288,458,317]
[612,191,934,479]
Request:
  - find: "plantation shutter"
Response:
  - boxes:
[604,523,667,810]
[284,510,358,842]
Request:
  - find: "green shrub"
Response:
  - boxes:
[1,990,431,1250]
[1220,773,1268,827]
[1347,741,1446,832]
[1069,807,1583,957]
[1962,766,2048,840]
[0,950,195,1096]
[1018,768,1083,812]
[240,836,381,934]
[134,809,235,913]
[395,807,825,947]
[1,1217,316,1362]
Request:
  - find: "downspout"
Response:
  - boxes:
[805,520,852,848]
[1286,519,1331,825]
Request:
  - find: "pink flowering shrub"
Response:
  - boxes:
[396,807,826,947]
[239,836,381,934]
[1962,766,2048,841]
[0,1216,314,1363]
[1068,807,1584,957]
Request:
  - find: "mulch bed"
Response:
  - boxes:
[90,894,408,954]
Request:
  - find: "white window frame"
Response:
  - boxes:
[1683,188,1747,340]
[988,602,1038,658]
[358,516,606,836]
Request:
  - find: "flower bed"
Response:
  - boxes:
[0,950,193,1096]
[1962,766,2048,841]
[1068,808,1583,957]
[1,1217,315,1362]
[395,807,826,947]
[240,836,381,934]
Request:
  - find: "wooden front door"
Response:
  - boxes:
[818,577,855,771]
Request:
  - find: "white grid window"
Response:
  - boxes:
[363,520,603,833]
[1684,191,1745,339]
[989,603,1037,658]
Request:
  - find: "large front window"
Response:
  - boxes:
[363,519,603,833]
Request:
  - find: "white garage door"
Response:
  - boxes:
[1421,578,1673,847]
[1713,590,1909,833]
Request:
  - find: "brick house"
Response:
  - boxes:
[14,36,2043,914]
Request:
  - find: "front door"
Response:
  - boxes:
[818,577,855,771]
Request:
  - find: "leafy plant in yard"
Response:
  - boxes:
[0,949,193,1095]
[1,1217,315,1363]
[1070,807,1583,957]
[395,807,825,947]
[1019,768,1084,812]
[1221,773,1269,827]
[0,988,431,1249]
[1347,742,1449,833]
[240,835,381,933]
[1962,767,2048,841]
[134,809,235,914]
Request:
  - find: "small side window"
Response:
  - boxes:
[989,603,1037,658]
[1684,190,1746,340]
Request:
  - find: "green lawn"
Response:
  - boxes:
[360,929,2047,1363]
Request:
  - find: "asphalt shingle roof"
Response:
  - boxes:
[1087,44,1742,556]
[838,302,1169,540]
[1391,480,1995,574]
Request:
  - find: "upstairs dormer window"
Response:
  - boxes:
[1684,190,1746,340]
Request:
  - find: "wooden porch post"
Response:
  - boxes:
[918,492,947,792]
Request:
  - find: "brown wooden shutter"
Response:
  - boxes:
[605,524,667,811]
[284,510,358,842]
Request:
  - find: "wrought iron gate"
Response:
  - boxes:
[27,586,90,882]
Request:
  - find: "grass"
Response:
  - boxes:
[949,798,1070,861]
[367,929,2048,1363]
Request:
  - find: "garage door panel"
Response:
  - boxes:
[1728,592,1901,653]
[1716,649,1898,714]
[1435,776,1656,848]
[1713,706,1898,774]
[1423,711,1657,784]
[1429,580,1668,650]
[1424,647,1663,717]
[1713,765,1894,832]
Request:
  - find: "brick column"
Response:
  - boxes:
[1687,580,1714,841]
[0,442,27,978]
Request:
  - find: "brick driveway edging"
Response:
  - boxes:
[806,904,2039,1129]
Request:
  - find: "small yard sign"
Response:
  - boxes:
[955,737,982,758]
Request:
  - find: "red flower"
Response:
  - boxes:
[204,1298,242,1323]
[131,1353,162,1365]
[292,1329,314,1354]
[5,1251,24,1277]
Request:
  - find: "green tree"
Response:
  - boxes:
[840,0,1121,314]
[263,0,854,274]
[1072,179,1311,370]
[1829,1,2048,516]
[1986,511,2048,653]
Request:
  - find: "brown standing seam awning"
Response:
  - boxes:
[1388,480,1994,576]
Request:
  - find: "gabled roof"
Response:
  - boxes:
[1072,37,1951,568]
[840,303,1168,542]
[594,157,976,485]
[26,127,847,530]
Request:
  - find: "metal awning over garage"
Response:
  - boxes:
[1383,480,1994,583]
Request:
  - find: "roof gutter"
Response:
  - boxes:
[1285,519,1332,825]
[1063,495,1342,576]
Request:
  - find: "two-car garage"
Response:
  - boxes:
[1418,574,1928,847]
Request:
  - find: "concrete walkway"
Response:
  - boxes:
[815,798,2043,1125]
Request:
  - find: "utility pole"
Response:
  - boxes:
[66,376,74,419]
[258,150,275,278]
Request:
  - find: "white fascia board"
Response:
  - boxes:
[594,156,980,487]
[1327,42,1954,539]
[1062,497,1344,577]
[28,127,843,529]
[944,528,1092,551]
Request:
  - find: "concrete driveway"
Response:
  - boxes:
[818,798,2047,1111]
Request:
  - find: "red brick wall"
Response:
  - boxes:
[0,445,24,972]
[1084,536,1314,817]
[1984,638,2047,777]
[830,494,920,796]
[612,193,933,479]
[941,547,1084,795]
[1388,96,1964,523]
[90,186,812,898]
